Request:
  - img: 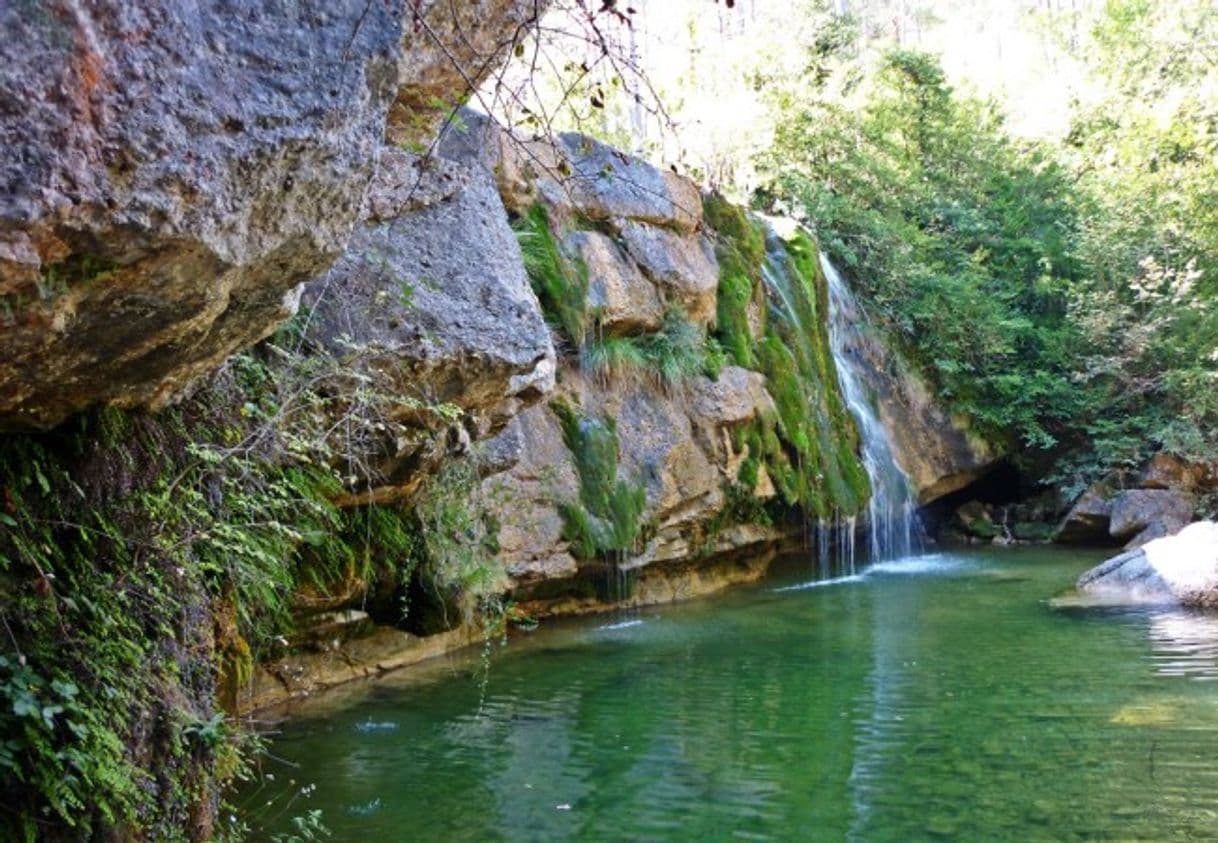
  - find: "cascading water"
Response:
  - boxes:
[821,253,921,562]
[757,227,870,577]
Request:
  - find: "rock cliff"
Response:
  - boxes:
[0,0,544,431]
[0,17,995,836]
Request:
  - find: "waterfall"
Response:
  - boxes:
[821,253,921,562]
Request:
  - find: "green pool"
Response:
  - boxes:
[239,547,1218,841]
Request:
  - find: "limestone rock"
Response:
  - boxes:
[437,112,703,235]
[480,405,581,584]
[690,366,775,429]
[437,111,563,215]
[302,149,555,502]
[1109,489,1194,544]
[566,231,664,335]
[389,1,549,147]
[1055,485,1115,544]
[1138,452,1213,492]
[1077,521,1218,607]
[554,133,702,234]
[619,221,719,326]
[0,1,545,431]
[361,148,470,222]
[482,367,786,607]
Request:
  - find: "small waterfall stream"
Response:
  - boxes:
[821,253,921,562]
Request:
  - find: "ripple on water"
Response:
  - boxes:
[1146,609,1218,681]
[596,618,646,631]
[862,552,969,576]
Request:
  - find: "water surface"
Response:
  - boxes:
[243,547,1218,841]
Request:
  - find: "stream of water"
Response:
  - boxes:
[243,547,1218,841]
[821,253,920,564]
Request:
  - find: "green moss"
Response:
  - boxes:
[551,400,647,560]
[702,200,871,520]
[704,193,768,369]
[513,204,588,346]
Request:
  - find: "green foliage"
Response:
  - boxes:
[582,307,716,388]
[756,48,1090,472]
[551,401,647,560]
[761,29,1218,486]
[269,809,330,843]
[413,460,505,625]
[0,330,466,838]
[514,204,589,346]
[0,656,133,841]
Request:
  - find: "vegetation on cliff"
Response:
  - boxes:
[704,195,869,521]
[0,323,498,840]
[757,1,1218,503]
[551,400,647,561]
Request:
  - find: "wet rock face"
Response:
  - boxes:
[841,330,998,505]
[0,0,545,431]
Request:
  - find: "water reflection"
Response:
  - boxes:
[1146,609,1218,681]
[246,549,1218,841]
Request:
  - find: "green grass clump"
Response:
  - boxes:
[514,204,588,346]
[582,307,715,388]
[551,401,647,560]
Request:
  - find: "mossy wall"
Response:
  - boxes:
[704,194,871,521]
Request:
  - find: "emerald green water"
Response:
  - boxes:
[241,548,1218,840]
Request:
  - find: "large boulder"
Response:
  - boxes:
[1077,521,1218,607]
[0,1,546,431]
[300,139,555,505]
[1055,484,1115,544]
[1109,488,1194,547]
